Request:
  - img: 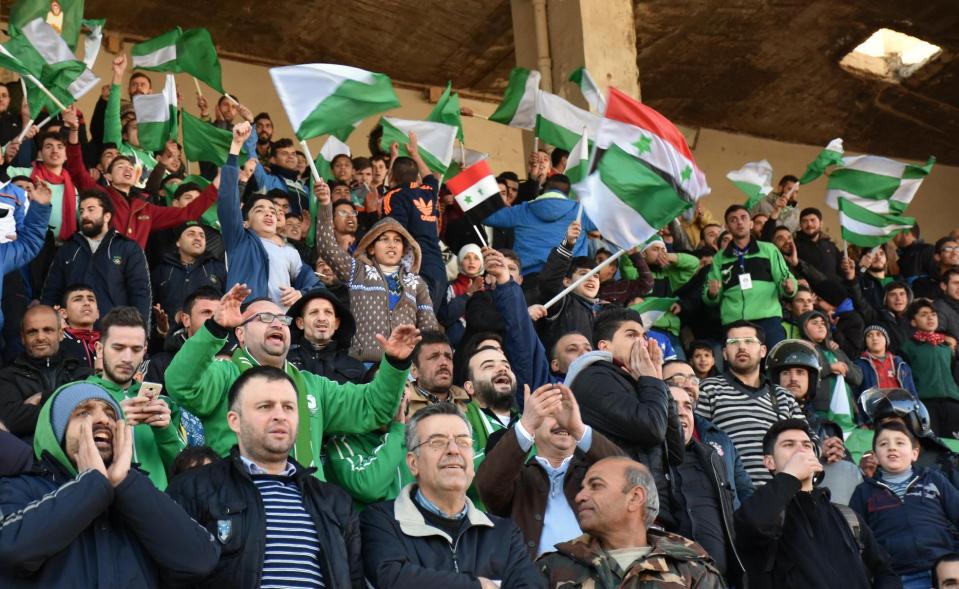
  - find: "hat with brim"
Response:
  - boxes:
[286,288,356,348]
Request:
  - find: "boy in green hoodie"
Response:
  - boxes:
[89,306,185,490]
[899,299,959,439]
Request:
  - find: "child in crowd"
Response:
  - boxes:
[799,310,863,431]
[440,244,486,347]
[898,299,959,438]
[688,340,719,380]
[537,220,602,350]
[854,324,918,402]
[850,421,959,589]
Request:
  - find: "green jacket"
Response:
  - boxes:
[326,422,414,507]
[703,239,795,324]
[165,322,408,479]
[105,84,157,176]
[652,252,700,293]
[85,375,185,489]
[538,529,726,588]
[32,386,98,478]
[899,338,959,402]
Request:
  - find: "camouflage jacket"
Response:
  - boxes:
[537,528,727,588]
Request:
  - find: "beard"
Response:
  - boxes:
[80,218,104,238]
[472,378,515,412]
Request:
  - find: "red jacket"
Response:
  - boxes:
[65,142,217,249]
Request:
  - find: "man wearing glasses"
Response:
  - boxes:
[166,283,420,481]
[360,402,545,588]
[696,320,807,486]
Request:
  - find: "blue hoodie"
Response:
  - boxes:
[1,202,51,333]
[483,191,596,275]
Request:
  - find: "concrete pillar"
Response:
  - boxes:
[510,0,640,153]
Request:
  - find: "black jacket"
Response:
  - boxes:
[568,358,685,530]
[166,447,363,589]
[150,250,227,319]
[538,245,600,349]
[287,339,368,384]
[40,229,152,324]
[0,352,92,441]
[360,484,545,588]
[795,232,842,282]
[675,439,745,584]
[0,463,219,588]
[735,472,900,589]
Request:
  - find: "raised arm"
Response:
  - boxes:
[103,55,126,147]
[313,180,356,283]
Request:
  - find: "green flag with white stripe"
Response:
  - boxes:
[838,197,915,247]
[131,27,224,93]
[534,90,600,151]
[489,67,540,129]
[427,81,464,141]
[727,160,773,209]
[568,67,606,113]
[629,297,679,335]
[565,127,590,184]
[133,74,177,152]
[378,117,457,177]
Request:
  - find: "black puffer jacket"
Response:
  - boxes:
[287,339,368,384]
[167,447,363,589]
[0,352,92,441]
[568,354,685,530]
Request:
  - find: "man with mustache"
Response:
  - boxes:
[168,366,364,588]
[286,288,366,384]
[697,321,808,486]
[41,191,152,325]
[475,382,624,557]
[361,402,544,588]
[166,283,419,480]
[463,345,522,459]
[406,331,470,415]
[0,381,219,587]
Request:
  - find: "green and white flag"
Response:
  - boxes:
[131,27,224,93]
[427,81,464,141]
[565,127,590,184]
[838,197,915,248]
[379,117,457,176]
[798,138,845,185]
[11,18,99,117]
[826,375,857,436]
[9,0,85,50]
[133,74,177,152]
[81,18,105,70]
[629,297,678,332]
[568,67,606,114]
[181,110,249,166]
[727,160,773,209]
[446,146,488,179]
[489,67,541,129]
[534,91,600,151]
[315,135,351,181]
[270,64,400,141]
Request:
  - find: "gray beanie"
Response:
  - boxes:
[864,324,890,347]
[50,383,123,444]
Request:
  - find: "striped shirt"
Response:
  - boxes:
[244,459,325,589]
[696,373,806,486]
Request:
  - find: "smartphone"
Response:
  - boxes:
[139,381,163,401]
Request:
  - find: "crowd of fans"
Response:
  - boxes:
[1,49,959,589]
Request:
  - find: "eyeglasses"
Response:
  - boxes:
[335,210,358,218]
[726,337,761,347]
[242,312,293,326]
[665,374,700,387]
[410,434,474,453]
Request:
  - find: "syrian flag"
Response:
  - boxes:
[727,160,774,209]
[573,87,709,248]
[133,74,177,152]
[565,127,590,184]
[378,117,457,176]
[427,81,464,141]
[447,159,502,223]
[9,18,99,117]
[534,91,600,151]
[270,64,400,141]
[314,135,351,182]
[489,67,541,129]
[838,197,915,247]
[131,27,224,93]
[629,297,678,331]
[568,67,606,113]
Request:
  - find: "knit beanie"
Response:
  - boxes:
[50,383,123,444]
[864,324,890,347]
[457,243,485,275]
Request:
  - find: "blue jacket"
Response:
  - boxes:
[218,156,320,302]
[695,415,754,508]
[40,228,151,324]
[382,176,446,309]
[850,468,959,575]
[482,192,595,275]
[0,201,49,333]
[150,251,227,318]
[854,353,918,398]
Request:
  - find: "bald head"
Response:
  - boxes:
[21,305,62,359]
[575,456,660,545]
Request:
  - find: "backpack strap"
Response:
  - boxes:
[833,503,864,554]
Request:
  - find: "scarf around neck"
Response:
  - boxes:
[913,330,947,346]
[33,162,77,241]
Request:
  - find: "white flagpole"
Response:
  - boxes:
[192,77,203,97]
[543,248,626,310]
[472,224,489,249]
[23,74,67,112]
[299,140,322,183]
[14,117,35,143]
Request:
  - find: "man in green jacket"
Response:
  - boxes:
[165,283,419,480]
[704,204,797,348]
[88,306,185,490]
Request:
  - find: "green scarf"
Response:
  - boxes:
[231,347,314,468]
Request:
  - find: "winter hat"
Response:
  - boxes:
[812,279,847,308]
[174,221,202,240]
[864,324,890,347]
[642,234,665,253]
[50,383,123,444]
[457,244,484,276]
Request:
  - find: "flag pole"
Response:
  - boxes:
[14,117,35,143]
[472,224,489,249]
[299,140,323,184]
[544,248,626,310]
[192,77,203,97]
[23,74,67,112]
